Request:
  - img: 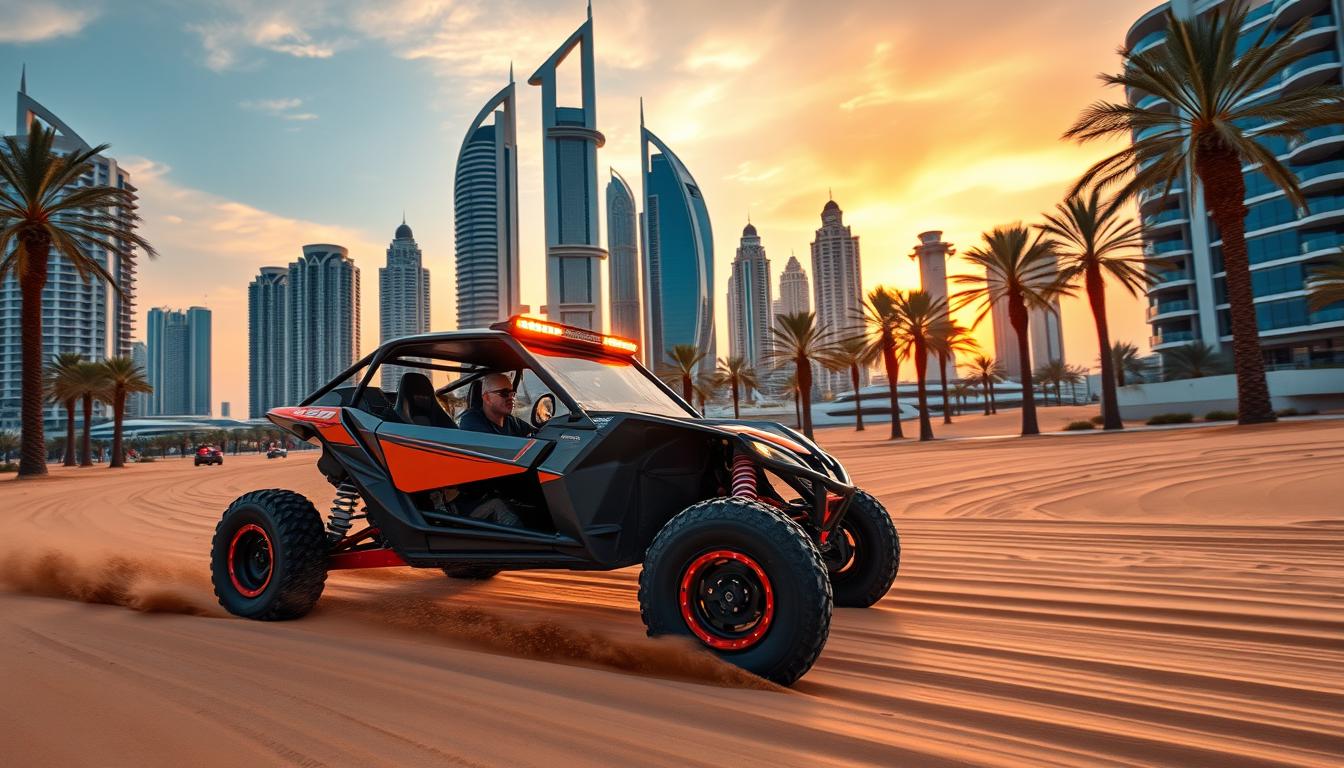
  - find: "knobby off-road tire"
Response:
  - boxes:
[211,489,328,620]
[639,497,832,686]
[441,565,500,580]
[826,490,899,608]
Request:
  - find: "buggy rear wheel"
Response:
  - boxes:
[824,490,899,607]
[210,489,328,620]
[639,497,832,686]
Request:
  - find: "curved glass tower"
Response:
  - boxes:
[641,109,715,373]
[529,7,606,330]
[454,75,519,330]
[1128,0,1344,366]
[606,168,641,342]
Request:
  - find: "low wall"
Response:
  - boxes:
[1116,368,1344,419]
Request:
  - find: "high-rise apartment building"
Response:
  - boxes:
[530,7,606,330]
[0,73,139,430]
[146,306,211,416]
[606,168,641,343]
[989,287,1064,381]
[775,254,811,321]
[380,219,430,387]
[727,222,773,376]
[288,245,359,403]
[641,108,716,373]
[128,341,148,417]
[810,198,865,394]
[249,266,289,418]
[1128,0,1344,366]
[454,74,520,330]
[911,231,954,381]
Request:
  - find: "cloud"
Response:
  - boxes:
[239,96,318,122]
[0,1,97,43]
[187,1,348,71]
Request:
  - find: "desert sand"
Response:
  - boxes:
[1,416,1341,767]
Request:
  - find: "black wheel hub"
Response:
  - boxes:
[231,527,273,594]
[823,527,857,575]
[695,562,765,635]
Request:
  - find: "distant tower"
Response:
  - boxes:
[454,73,519,329]
[128,341,148,418]
[221,402,231,418]
[529,6,606,329]
[810,197,865,395]
[380,218,431,387]
[248,266,289,417]
[776,253,810,320]
[911,231,954,381]
[727,222,773,374]
[1030,251,1065,369]
[606,168,641,343]
[288,245,359,403]
[146,306,211,416]
[641,103,715,373]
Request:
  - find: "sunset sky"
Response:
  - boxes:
[2,0,1164,418]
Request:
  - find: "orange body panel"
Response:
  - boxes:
[268,406,356,446]
[378,437,528,493]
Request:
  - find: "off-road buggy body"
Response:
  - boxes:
[211,316,899,684]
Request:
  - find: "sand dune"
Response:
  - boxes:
[1,418,1341,767]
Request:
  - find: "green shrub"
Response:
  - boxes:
[1203,410,1237,421]
[1089,415,1105,425]
[0,462,17,472]
[1064,420,1096,431]
[1146,412,1194,425]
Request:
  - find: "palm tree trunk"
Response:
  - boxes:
[882,336,904,439]
[1195,142,1274,424]
[732,381,740,419]
[797,357,814,439]
[109,387,126,468]
[80,394,94,466]
[914,337,933,440]
[1010,295,1039,435]
[64,398,77,466]
[938,352,952,424]
[1088,266,1123,429]
[793,387,801,429]
[981,375,991,415]
[850,364,864,431]
[17,244,50,478]
[681,374,692,403]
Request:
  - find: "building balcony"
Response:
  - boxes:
[1297,159,1344,191]
[1273,0,1331,29]
[1149,270,1193,289]
[1145,239,1193,257]
[1150,330,1197,349]
[1138,185,1186,211]
[1142,208,1189,231]
[1147,300,1196,320]
[1287,124,1344,163]
[1281,50,1340,92]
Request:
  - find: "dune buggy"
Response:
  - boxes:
[210,317,899,685]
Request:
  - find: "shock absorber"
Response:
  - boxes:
[731,451,759,500]
[328,482,359,540]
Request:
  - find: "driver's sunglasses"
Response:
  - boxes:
[487,387,517,398]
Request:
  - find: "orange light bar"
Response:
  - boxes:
[509,316,638,356]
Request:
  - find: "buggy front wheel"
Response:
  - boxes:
[210,489,328,620]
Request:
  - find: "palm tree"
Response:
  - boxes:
[67,362,108,467]
[1163,341,1228,380]
[1040,187,1149,429]
[0,122,156,477]
[1065,4,1344,423]
[46,352,85,466]
[714,356,759,419]
[931,322,979,425]
[99,356,151,468]
[952,225,1068,435]
[858,287,906,439]
[692,372,716,416]
[769,312,831,439]
[665,344,706,403]
[967,355,1004,415]
[1034,359,1069,405]
[823,337,873,431]
[950,379,976,416]
[1065,364,1090,404]
[1110,341,1150,387]
[892,290,950,441]
[1306,250,1344,312]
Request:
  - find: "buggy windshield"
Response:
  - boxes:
[529,348,692,419]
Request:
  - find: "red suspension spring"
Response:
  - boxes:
[731,452,759,500]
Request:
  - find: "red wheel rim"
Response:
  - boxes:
[228,523,273,598]
[678,550,775,651]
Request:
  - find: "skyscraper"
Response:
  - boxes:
[641,107,715,373]
[454,73,519,329]
[128,341,148,418]
[529,7,606,329]
[146,306,211,416]
[810,198,865,394]
[288,245,359,403]
[727,222,773,375]
[776,253,811,321]
[606,168,641,343]
[988,284,1061,381]
[248,266,289,418]
[990,290,1023,382]
[911,231,954,381]
[0,72,139,430]
[1127,0,1344,367]
[380,219,430,387]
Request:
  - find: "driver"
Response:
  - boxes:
[458,372,534,437]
